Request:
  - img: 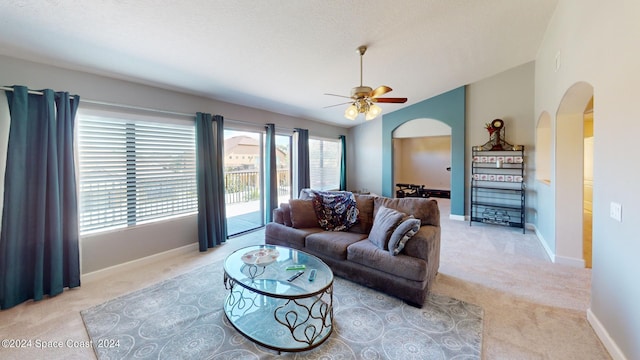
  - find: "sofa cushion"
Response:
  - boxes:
[388,216,421,255]
[374,197,440,227]
[347,240,427,282]
[264,223,322,249]
[368,206,406,250]
[289,199,319,228]
[348,194,376,234]
[310,190,359,231]
[305,231,367,260]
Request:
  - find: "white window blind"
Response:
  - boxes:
[309,138,341,191]
[78,115,197,233]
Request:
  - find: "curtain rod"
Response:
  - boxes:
[0,85,79,99]
[1,86,295,132]
[0,86,191,117]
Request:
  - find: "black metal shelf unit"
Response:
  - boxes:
[470,146,525,233]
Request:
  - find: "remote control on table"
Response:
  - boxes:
[287,271,304,282]
[308,269,317,281]
[286,264,306,271]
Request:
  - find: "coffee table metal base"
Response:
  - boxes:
[224,274,333,352]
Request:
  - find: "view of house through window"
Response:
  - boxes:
[224,130,292,236]
[309,138,341,191]
[224,130,263,235]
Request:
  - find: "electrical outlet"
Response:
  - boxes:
[610,202,622,222]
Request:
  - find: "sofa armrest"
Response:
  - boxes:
[272,207,285,224]
[271,203,293,226]
[403,225,441,269]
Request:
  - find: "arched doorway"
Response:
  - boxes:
[555,82,594,267]
[393,119,452,213]
[381,87,465,218]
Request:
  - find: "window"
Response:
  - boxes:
[309,138,341,191]
[78,114,196,234]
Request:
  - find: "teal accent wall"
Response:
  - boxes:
[382,86,466,216]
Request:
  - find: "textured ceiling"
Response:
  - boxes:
[0,0,558,128]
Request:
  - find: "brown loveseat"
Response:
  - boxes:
[264,190,441,307]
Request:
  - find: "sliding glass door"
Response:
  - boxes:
[224,129,264,236]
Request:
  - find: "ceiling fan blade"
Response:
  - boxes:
[373,97,408,103]
[323,101,353,109]
[324,93,352,99]
[369,85,393,98]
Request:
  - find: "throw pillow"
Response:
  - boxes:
[368,206,406,250]
[348,194,375,234]
[289,199,319,228]
[388,216,421,255]
[310,190,359,231]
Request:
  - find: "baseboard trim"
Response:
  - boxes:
[82,242,199,283]
[555,255,585,268]
[449,214,465,221]
[533,224,555,263]
[531,224,585,267]
[587,308,628,360]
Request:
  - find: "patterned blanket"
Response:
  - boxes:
[310,190,359,231]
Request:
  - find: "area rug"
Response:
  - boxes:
[81,261,483,359]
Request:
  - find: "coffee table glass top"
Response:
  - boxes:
[224,245,333,297]
[223,245,334,352]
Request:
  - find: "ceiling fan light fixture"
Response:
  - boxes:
[344,104,358,120]
[330,44,407,121]
[365,103,382,120]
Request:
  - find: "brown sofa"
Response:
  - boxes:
[264,191,441,307]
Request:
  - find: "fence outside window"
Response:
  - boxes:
[224,169,290,203]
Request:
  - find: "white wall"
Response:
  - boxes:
[0,55,347,274]
[465,62,536,219]
[556,94,589,267]
[535,0,640,358]
[347,118,383,194]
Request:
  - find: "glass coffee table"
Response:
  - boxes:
[223,245,334,352]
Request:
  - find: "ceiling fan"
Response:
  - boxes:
[325,45,407,121]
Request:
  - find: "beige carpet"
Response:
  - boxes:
[0,199,610,359]
[436,200,609,359]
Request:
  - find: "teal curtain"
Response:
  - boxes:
[195,112,227,251]
[0,86,80,309]
[265,124,278,222]
[294,128,310,196]
[339,135,347,191]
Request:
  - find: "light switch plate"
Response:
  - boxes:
[610,202,622,222]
